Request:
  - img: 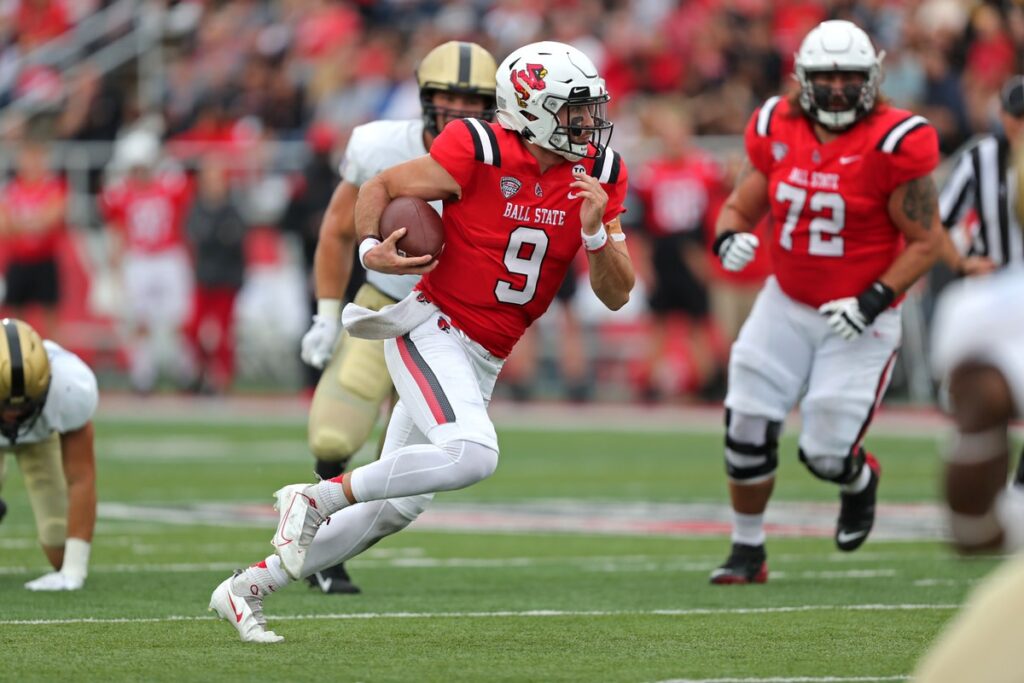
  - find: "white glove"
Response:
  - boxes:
[818,281,895,341]
[818,297,868,340]
[715,231,760,272]
[25,570,85,591]
[300,315,340,369]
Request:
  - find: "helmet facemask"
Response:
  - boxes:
[542,89,613,160]
[495,41,614,162]
[797,66,880,130]
[420,89,497,137]
[793,20,884,131]
[416,41,498,137]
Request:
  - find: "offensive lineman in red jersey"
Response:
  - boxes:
[207,41,634,643]
[708,20,944,584]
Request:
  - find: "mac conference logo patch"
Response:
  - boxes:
[500,176,522,199]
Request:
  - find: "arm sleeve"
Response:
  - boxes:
[428,121,477,190]
[744,109,773,176]
[939,147,977,229]
[883,124,940,193]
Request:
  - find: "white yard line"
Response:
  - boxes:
[0,603,957,627]
[0,559,902,578]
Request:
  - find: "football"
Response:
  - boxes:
[379,196,445,260]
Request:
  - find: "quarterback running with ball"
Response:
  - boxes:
[296,40,497,596]
[209,41,636,642]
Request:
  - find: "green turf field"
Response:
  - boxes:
[0,415,1007,682]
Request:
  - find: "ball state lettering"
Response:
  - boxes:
[502,201,567,227]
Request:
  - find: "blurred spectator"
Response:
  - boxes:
[281,122,347,389]
[56,63,125,142]
[99,131,195,393]
[184,154,248,394]
[15,0,70,51]
[0,139,66,339]
[633,101,727,401]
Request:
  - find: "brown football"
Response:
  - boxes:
[379,196,445,260]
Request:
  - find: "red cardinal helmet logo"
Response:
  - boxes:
[510,63,548,107]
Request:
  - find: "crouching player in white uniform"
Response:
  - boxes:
[297,41,497,594]
[913,264,1024,682]
[0,319,99,590]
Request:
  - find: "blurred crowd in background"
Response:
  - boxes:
[0,0,1020,402]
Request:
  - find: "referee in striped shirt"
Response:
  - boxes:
[939,75,1024,274]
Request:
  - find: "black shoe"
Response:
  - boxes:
[835,454,880,552]
[709,542,768,585]
[306,563,361,594]
[0,497,6,524]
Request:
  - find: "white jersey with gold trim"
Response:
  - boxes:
[1,341,99,448]
[340,119,441,301]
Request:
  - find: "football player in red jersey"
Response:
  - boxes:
[208,41,635,643]
[707,20,944,584]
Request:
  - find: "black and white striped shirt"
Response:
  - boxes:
[939,134,1024,266]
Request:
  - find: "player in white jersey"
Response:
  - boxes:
[0,318,99,591]
[296,41,497,594]
[913,142,1024,682]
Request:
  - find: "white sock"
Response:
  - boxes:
[731,512,766,546]
[306,478,351,516]
[841,464,872,494]
[232,555,291,598]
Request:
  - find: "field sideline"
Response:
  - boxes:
[1,397,1015,681]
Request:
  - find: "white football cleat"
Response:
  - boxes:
[24,571,84,591]
[208,575,284,644]
[272,484,327,580]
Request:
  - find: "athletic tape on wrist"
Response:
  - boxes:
[582,225,608,252]
[949,509,1003,547]
[62,538,91,579]
[358,237,382,269]
[317,299,341,319]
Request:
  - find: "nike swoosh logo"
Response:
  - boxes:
[839,155,861,165]
[837,530,868,544]
[316,573,333,593]
[567,192,581,200]
[228,594,244,623]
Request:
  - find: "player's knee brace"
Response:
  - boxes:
[442,440,499,487]
[799,446,866,485]
[724,410,781,483]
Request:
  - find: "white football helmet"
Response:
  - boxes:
[794,20,885,130]
[495,41,612,160]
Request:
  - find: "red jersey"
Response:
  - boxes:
[422,119,628,358]
[746,97,938,307]
[100,172,192,254]
[634,153,723,238]
[2,175,65,262]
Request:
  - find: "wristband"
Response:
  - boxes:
[317,298,341,319]
[855,280,896,324]
[358,237,381,269]
[712,230,739,257]
[61,538,91,580]
[944,427,1009,464]
[582,225,608,252]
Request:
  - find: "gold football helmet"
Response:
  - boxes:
[416,41,497,136]
[0,318,50,443]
